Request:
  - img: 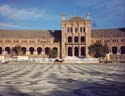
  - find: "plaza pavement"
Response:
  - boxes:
[0,63,125,96]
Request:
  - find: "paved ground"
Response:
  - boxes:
[0,63,125,96]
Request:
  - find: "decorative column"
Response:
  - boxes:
[2,50,4,56]
[34,50,37,56]
[72,46,74,56]
[26,50,30,56]
[79,46,81,57]
[42,48,45,58]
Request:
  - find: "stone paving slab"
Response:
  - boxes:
[0,63,125,96]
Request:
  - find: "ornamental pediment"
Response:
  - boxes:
[37,39,52,43]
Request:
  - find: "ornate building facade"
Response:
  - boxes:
[0,14,125,60]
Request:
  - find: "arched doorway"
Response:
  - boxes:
[45,47,50,56]
[22,47,26,55]
[121,46,125,54]
[0,47,2,54]
[5,47,11,54]
[29,47,34,55]
[37,47,42,55]
[81,47,85,57]
[74,47,79,56]
[112,46,117,54]
[68,47,72,56]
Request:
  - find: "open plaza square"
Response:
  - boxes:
[0,63,125,96]
[0,0,125,96]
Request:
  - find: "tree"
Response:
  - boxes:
[88,42,109,58]
[49,49,58,58]
[11,46,22,56]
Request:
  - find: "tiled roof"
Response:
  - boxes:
[0,28,124,40]
[0,30,61,40]
[92,28,125,38]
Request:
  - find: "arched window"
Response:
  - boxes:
[74,47,79,56]
[75,28,78,32]
[80,27,82,32]
[68,47,72,56]
[67,28,70,32]
[29,47,34,55]
[81,36,85,42]
[81,47,85,57]
[22,47,26,55]
[121,46,125,54]
[112,46,117,54]
[74,36,78,42]
[70,27,73,32]
[37,47,42,55]
[5,47,11,54]
[83,27,85,32]
[0,47,2,54]
[68,37,72,43]
[45,47,50,55]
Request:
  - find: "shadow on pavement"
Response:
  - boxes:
[0,78,125,96]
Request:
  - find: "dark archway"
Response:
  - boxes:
[5,47,11,54]
[68,37,72,43]
[81,36,85,42]
[74,47,79,56]
[45,47,50,55]
[74,36,78,42]
[121,46,125,54]
[68,47,72,56]
[22,47,26,55]
[81,47,85,57]
[0,47,2,54]
[112,46,117,54]
[29,47,34,55]
[37,47,42,55]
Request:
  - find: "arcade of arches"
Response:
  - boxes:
[68,47,85,57]
[0,46,59,57]
[67,46,125,57]
[0,46,125,57]
[111,46,125,54]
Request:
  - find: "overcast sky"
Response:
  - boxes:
[0,0,124,30]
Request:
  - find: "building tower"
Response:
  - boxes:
[61,13,91,58]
